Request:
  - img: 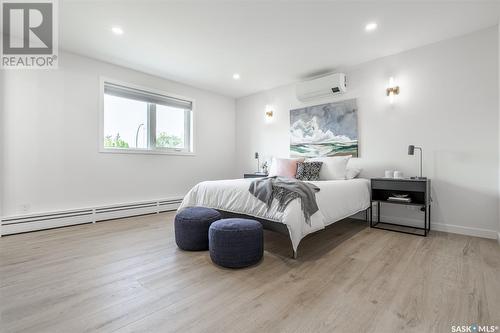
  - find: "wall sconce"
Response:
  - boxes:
[386,77,400,104]
[265,105,274,120]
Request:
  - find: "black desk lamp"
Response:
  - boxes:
[408,145,426,179]
[254,152,260,173]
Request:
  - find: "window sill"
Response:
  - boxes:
[99,148,195,156]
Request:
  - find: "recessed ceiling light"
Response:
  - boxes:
[111,26,124,35]
[365,22,377,32]
[232,73,240,80]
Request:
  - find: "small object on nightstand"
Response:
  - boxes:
[370,177,431,236]
[393,171,404,179]
[261,161,269,174]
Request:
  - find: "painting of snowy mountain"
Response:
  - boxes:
[290,99,358,157]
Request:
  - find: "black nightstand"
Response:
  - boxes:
[370,178,431,236]
[244,173,268,179]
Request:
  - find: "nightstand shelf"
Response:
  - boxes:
[375,201,426,207]
[370,178,431,236]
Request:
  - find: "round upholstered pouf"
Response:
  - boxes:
[175,207,222,251]
[209,218,263,268]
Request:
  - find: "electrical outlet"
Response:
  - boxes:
[20,204,30,213]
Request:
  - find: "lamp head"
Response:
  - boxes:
[408,145,415,155]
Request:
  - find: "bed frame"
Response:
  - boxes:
[217,208,371,259]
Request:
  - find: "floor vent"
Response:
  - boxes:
[1,198,183,236]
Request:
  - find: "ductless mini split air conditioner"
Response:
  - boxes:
[296,73,347,101]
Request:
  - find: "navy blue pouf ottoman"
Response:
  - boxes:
[209,218,263,268]
[175,207,222,251]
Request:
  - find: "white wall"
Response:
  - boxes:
[1,52,237,216]
[236,27,499,237]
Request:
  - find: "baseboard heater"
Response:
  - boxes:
[0,198,183,236]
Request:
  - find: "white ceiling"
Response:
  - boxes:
[60,1,500,98]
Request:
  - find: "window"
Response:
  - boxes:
[101,80,193,154]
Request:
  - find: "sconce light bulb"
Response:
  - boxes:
[386,77,399,104]
[265,105,274,120]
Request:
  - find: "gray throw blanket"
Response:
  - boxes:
[248,176,320,225]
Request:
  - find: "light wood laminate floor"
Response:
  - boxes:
[1,212,499,333]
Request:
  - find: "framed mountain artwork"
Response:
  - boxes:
[290,99,358,157]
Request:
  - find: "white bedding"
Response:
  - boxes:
[178,178,371,252]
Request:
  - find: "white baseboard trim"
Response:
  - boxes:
[2,201,498,242]
[353,210,498,240]
[366,212,498,240]
[0,197,183,236]
[431,222,498,239]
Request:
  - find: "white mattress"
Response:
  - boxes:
[178,178,371,252]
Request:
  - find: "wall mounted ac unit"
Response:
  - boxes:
[296,73,347,101]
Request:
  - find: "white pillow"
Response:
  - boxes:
[306,156,351,180]
[346,167,362,179]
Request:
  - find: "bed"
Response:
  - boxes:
[178,178,371,258]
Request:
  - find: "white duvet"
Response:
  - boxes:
[178,178,371,252]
